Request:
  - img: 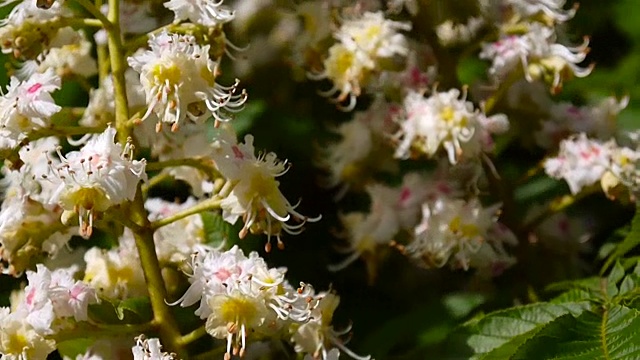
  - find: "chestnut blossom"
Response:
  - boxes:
[18,28,98,79]
[0,307,56,360]
[172,246,331,359]
[405,198,514,271]
[479,22,591,93]
[145,197,208,264]
[535,96,629,149]
[319,97,399,193]
[393,89,509,164]
[213,132,320,252]
[17,264,98,334]
[310,11,410,110]
[544,133,614,194]
[506,0,577,23]
[164,0,235,26]
[83,231,148,299]
[292,292,371,360]
[48,127,147,239]
[436,17,484,46]
[132,336,175,360]
[0,0,72,60]
[0,140,76,275]
[128,31,247,130]
[0,69,61,148]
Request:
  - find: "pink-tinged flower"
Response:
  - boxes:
[128,31,246,130]
[48,127,147,238]
[480,23,592,93]
[544,133,614,194]
[213,132,320,252]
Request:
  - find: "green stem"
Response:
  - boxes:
[105,0,183,355]
[142,172,172,195]
[146,158,220,178]
[53,321,154,343]
[177,326,208,347]
[63,18,104,28]
[95,0,109,84]
[31,125,105,139]
[106,0,130,145]
[129,187,186,356]
[150,197,223,231]
[483,70,522,114]
[71,0,113,31]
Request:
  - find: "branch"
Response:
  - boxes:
[150,197,223,231]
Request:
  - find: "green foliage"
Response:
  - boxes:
[450,261,640,359]
[88,296,153,324]
[200,211,234,248]
[602,204,640,273]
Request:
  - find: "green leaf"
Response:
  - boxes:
[511,305,640,360]
[607,262,626,297]
[602,204,640,274]
[200,211,235,248]
[88,297,152,324]
[56,338,94,358]
[115,296,153,322]
[443,292,486,319]
[448,302,590,359]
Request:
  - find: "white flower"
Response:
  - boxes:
[18,28,98,79]
[132,336,175,360]
[0,0,72,59]
[507,0,577,23]
[83,231,147,299]
[405,198,511,270]
[145,197,208,264]
[544,133,614,194]
[0,69,61,147]
[164,0,235,26]
[48,127,147,238]
[128,31,246,130]
[17,264,98,333]
[213,133,320,252]
[318,98,399,193]
[536,96,629,149]
[336,11,411,60]
[309,11,410,110]
[330,184,401,273]
[436,17,484,46]
[293,292,371,360]
[393,89,507,164]
[172,246,321,359]
[480,23,591,93]
[0,307,56,360]
[0,174,73,276]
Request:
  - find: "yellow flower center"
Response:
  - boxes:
[219,296,258,324]
[152,63,182,88]
[449,216,480,238]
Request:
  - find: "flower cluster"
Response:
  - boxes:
[544,132,640,200]
[479,1,592,93]
[0,265,97,359]
[172,245,366,360]
[212,128,321,252]
[128,31,247,130]
[393,88,509,164]
[309,11,411,110]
